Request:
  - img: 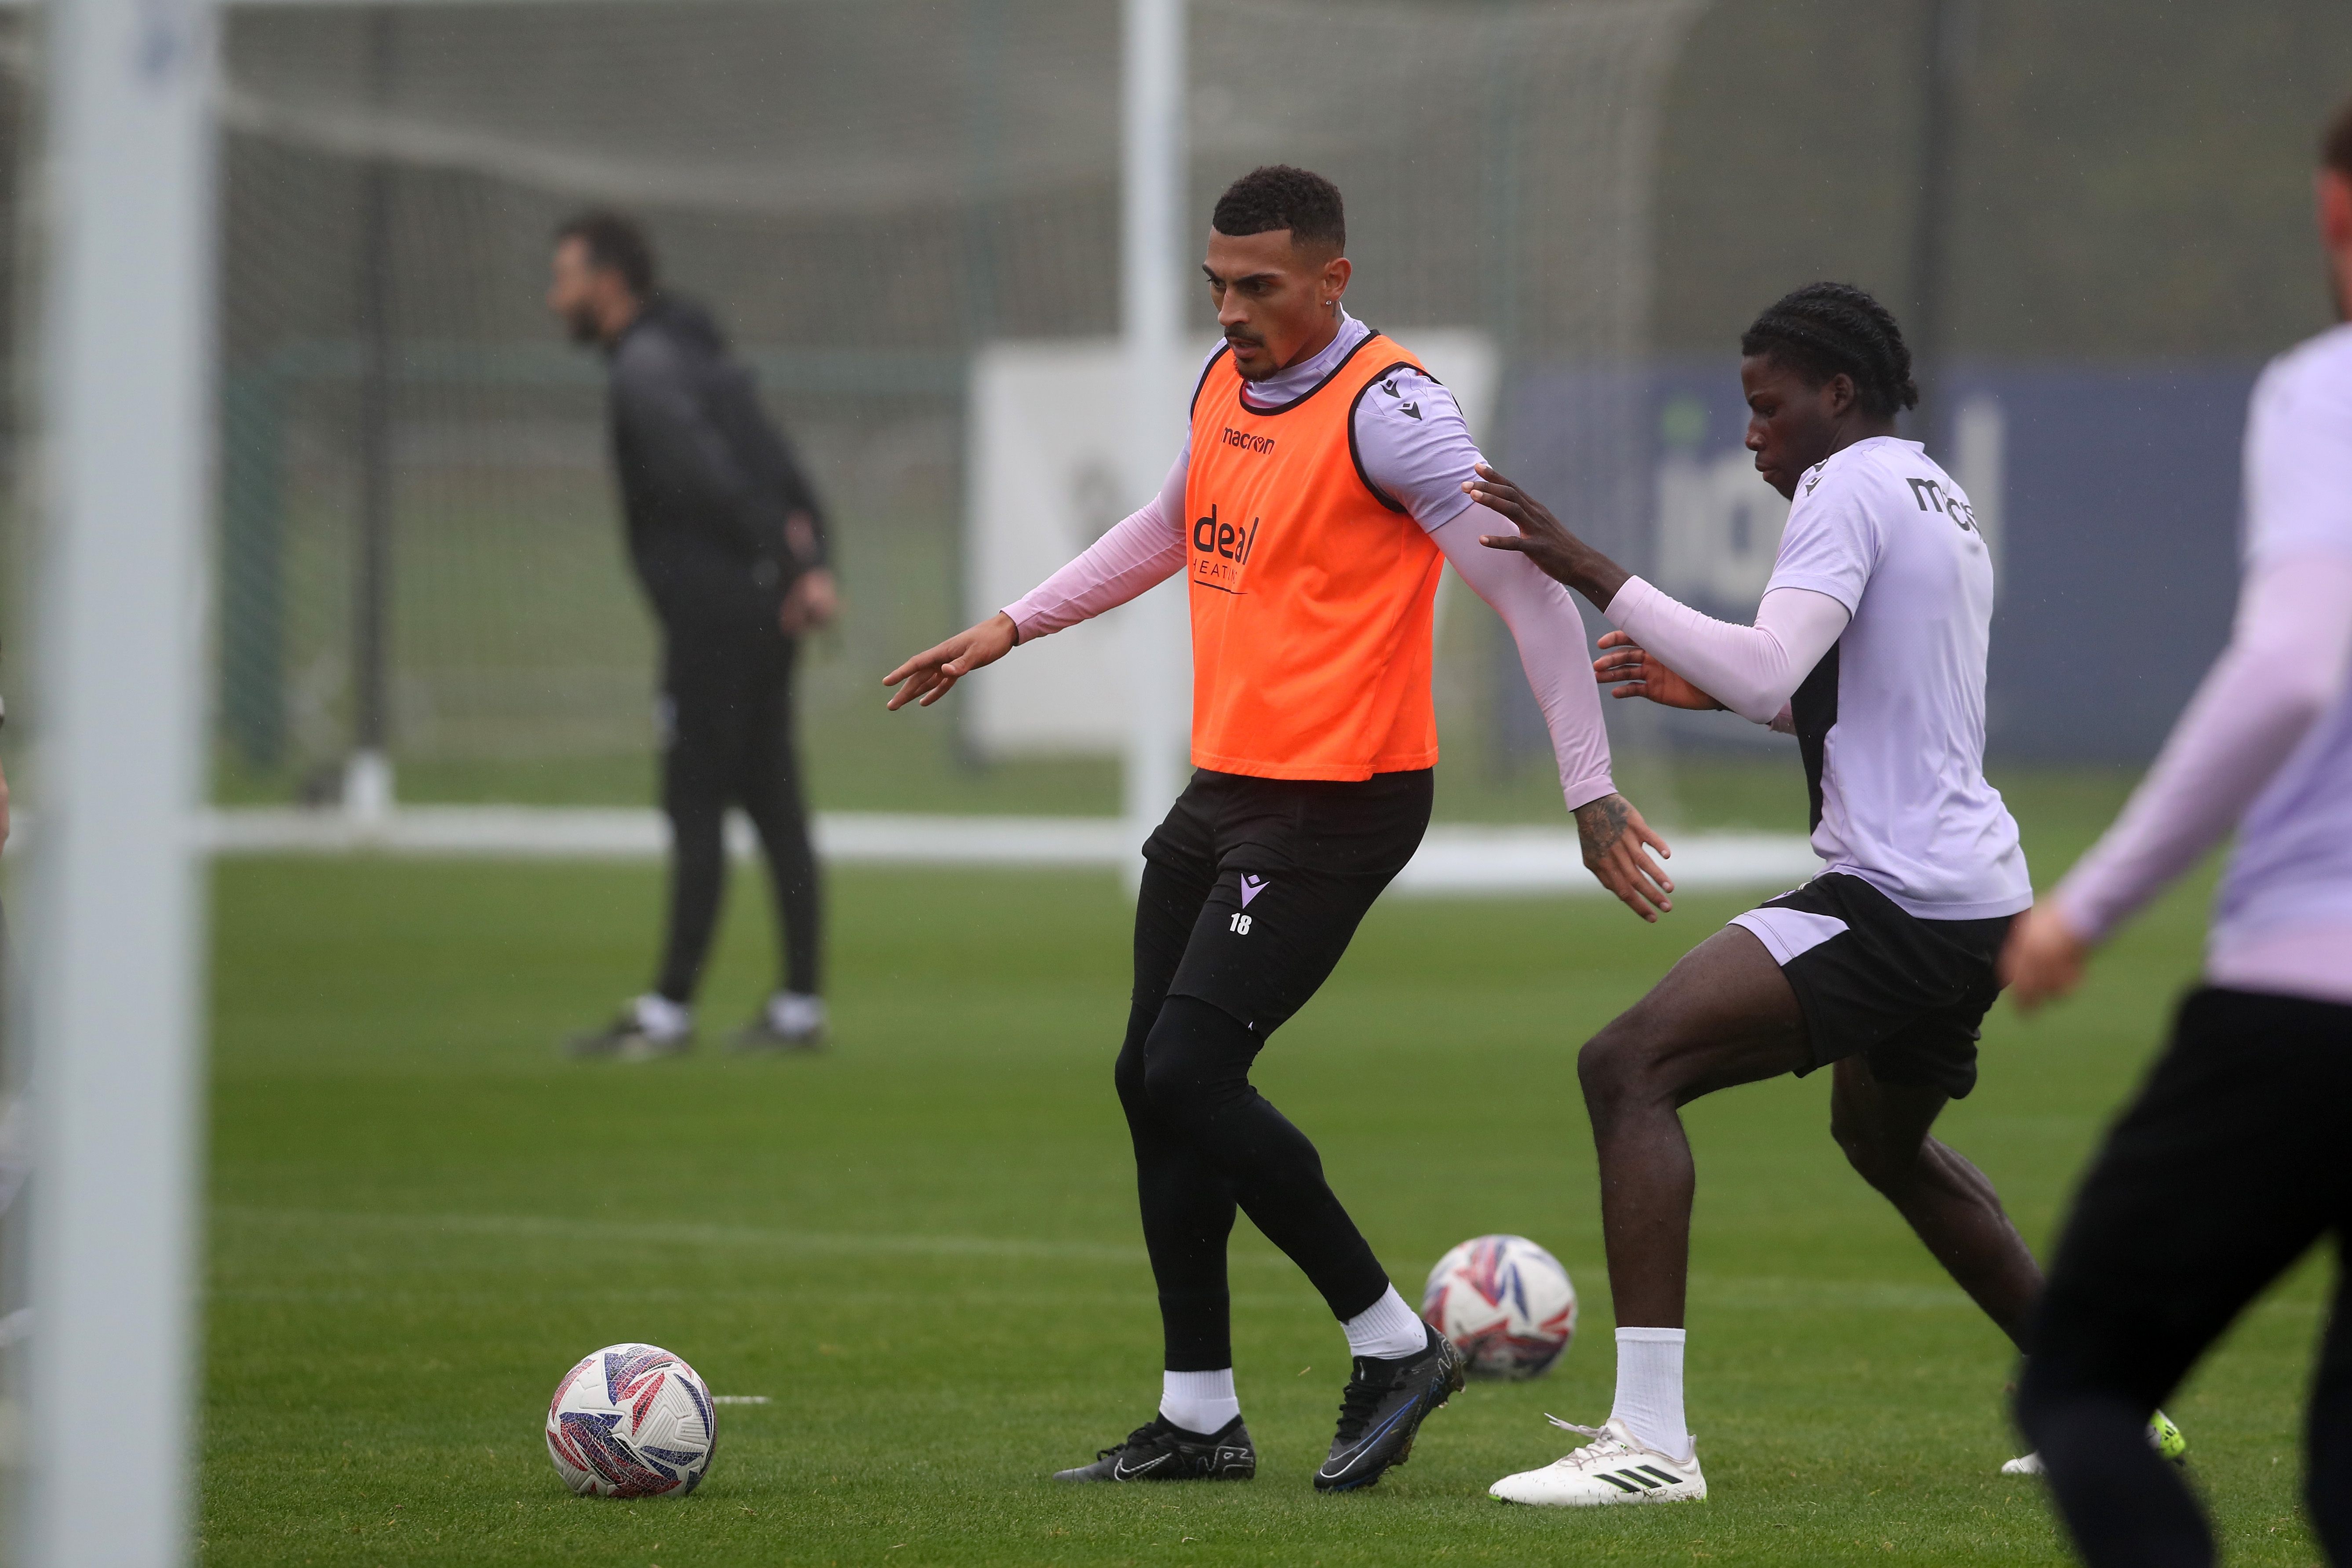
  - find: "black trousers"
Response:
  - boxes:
[1115,768,1430,1373]
[2017,987,2352,1567]
[654,622,819,1004]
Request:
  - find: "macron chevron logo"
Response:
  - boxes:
[1238,874,1270,909]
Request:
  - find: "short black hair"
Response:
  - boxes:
[2324,97,2352,180]
[1740,281,1919,417]
[1211,165,1346,255]
[555,210,656,298]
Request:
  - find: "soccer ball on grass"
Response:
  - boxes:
[545,1342,717,1497]
[1421,1234,1577,1380]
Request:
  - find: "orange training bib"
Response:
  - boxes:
[1182,332,1443,781]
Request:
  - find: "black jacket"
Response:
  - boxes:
[604,295,829,633]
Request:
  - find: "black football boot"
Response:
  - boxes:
[562,1010,692,1061]
[1314,1323,1466,1492]
[1054,1414,1256,1483]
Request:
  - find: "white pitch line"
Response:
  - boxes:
[189,806,1820,896]
[212,1204,1169,1267]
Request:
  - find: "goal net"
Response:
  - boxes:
[197,0,1703,815]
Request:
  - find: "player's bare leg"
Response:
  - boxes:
[1489,928,1801,1504]
[1497,925,2054,1507]
[1828,1056,2040,1344]
[1574,926,1810,1330]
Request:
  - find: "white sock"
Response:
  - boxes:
[1159,1368,1239,1435]
[1610,1327,1691,1462]
[631,993,691,1041]
[765,991,826,1035]
[1342,1285,1429,1361]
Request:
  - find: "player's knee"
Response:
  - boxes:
[1576,1024,1656,1116]
[1139,1048,1202,1117]
[1140,997,1254,1124]
[1141,1052,1250,1127]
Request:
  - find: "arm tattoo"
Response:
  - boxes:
[1576,793,1629,866]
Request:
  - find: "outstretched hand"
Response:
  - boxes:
[1575,793,1675,921]
[883,611,1018,710]
[1999,903,2091,1014]
[1467,463,1630,610]
[1593,629,1723,711]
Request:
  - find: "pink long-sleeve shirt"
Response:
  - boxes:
[2052,323,2352,1005]
[1003,312,1616,811]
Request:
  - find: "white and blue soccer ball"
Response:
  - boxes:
[1421,1234,1578,1380]
[545,1343,717,1498]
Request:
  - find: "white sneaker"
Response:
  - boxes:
[2002,1408,2183,1477]
[766,991,827,1041]
[731,991,827,1051]
[1489,1415,1707,1506]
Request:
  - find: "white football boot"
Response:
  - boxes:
[1489,1415,1707,1506]
[2002,1408,2184,1477]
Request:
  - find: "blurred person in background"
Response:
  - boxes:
[2006,99,2352,1568]
[546,211,837,1058]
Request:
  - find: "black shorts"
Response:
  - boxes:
[1730,872,2014,1099]
[1139,768,1431,1036]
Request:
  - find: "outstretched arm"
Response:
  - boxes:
[1434,508,1675,920]
[883,454,1186,710]
[2002,553,2352,1008]
[1595,583,1850,724]
[1465,462,1629,609]
[1000,455,1189,641]
[1467,461,1848,723]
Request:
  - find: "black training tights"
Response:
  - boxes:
[655,625,819,1004]
[1114,862,1389,1373]
[2016,989,2352,1567]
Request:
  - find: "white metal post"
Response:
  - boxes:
[22,0,216,1559]
[1120,0,1185,881]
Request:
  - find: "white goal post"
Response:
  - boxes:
[20,0,215,1564]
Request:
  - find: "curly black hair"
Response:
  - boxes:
[1740,282,1919,417]
[1211,165,1346,255]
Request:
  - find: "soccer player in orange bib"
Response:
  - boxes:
[886,166,1672,1492]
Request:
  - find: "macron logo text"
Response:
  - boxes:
[1220,426,1276,455]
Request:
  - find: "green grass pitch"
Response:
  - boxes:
[204,784,2327,1565]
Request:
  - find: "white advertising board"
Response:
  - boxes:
[964,330,1497,759]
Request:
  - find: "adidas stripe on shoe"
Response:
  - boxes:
[1488,1414,1707,1506]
